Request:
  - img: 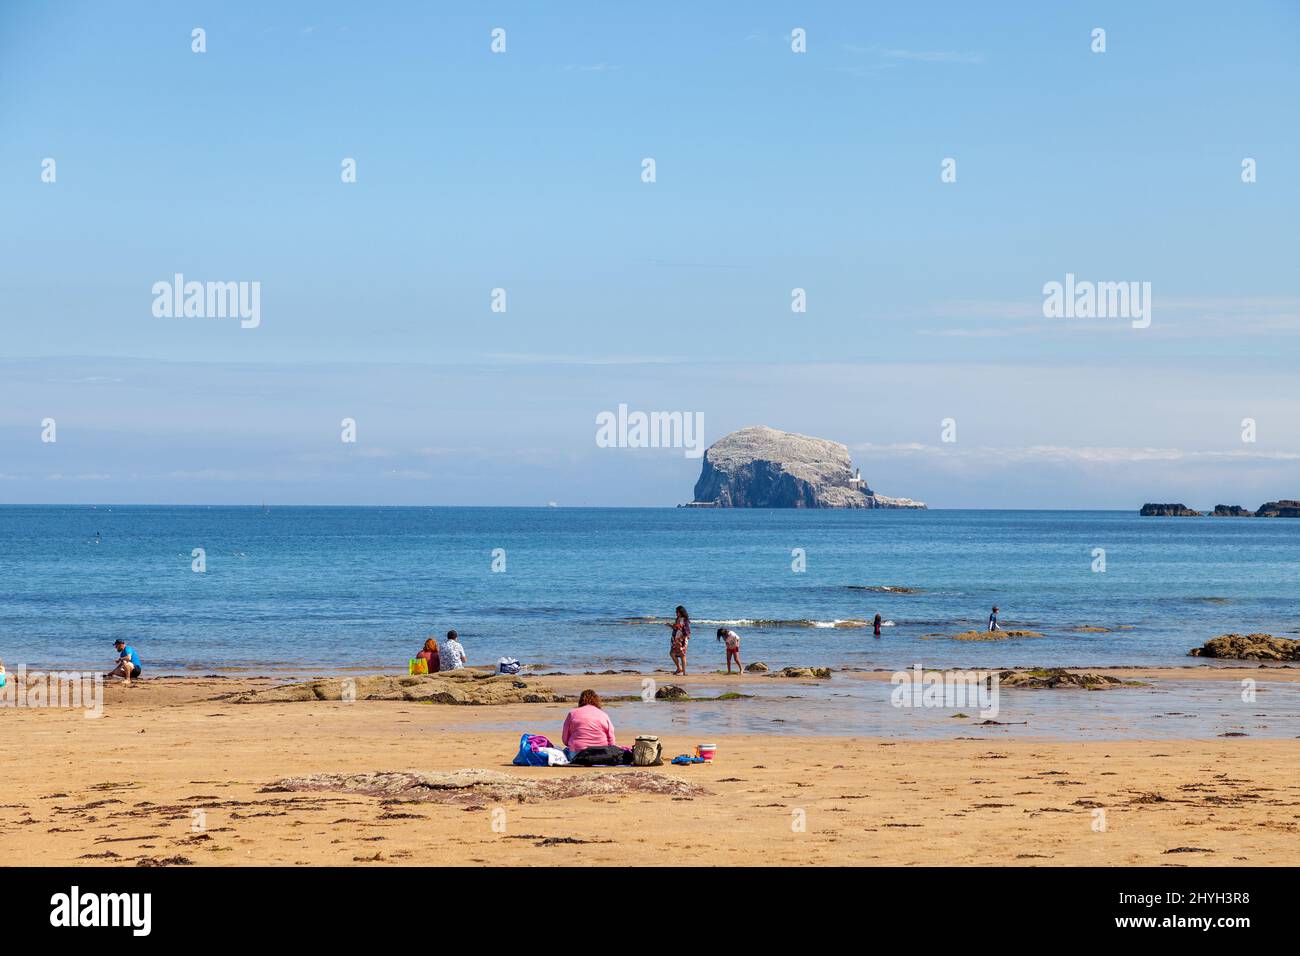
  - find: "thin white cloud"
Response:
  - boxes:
[841,44,983,64]
[906,295,1300,338]
[480,352,677,366]
[881,48,984,64]
[851,442,1300,465]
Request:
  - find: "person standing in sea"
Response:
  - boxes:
[667,606,690,675]
[988,606,1000,632]
[873,614,882,638]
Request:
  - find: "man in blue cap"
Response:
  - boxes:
[107,639,143,685]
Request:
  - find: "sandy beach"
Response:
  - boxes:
[4,668,1298,867]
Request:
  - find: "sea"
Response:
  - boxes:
[1,506,1296,676]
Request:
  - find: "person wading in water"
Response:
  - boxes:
[667,605,691,675]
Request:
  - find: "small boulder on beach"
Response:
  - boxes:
[770,666,831,679]
[1189,634,1300,661]
[744,662,769,673]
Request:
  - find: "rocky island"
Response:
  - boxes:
[687,426,926,509]
[1140,499,1300,517]
[1140,503,1202,516]
[1210,504,1253,517]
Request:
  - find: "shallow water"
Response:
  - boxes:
[469,677,1300,742]
[1,505,1297,673]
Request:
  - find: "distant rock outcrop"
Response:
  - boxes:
[1255,499,1300,517]
[1140,500,1300,517]
[689,426,925,509]
[1140,503,1202,516]
[1188,633,1300,661]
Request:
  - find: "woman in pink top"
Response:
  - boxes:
[562,689,617,753]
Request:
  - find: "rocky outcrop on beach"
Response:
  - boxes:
[950,629,1043,641]
[266,770,711,806]
[994,669,1128,690]
[743,662,769,673]
[770,666,831,679]
[1255,499,1300,517]
[1188,634,1300,661]
[223,671,563,705]
[1140,503,1202,516]
[689,426,925,509]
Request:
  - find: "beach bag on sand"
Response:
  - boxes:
[513,732,553,767]
[536,747,569,766]
[632,735,663,766]
[570,745,630,767]
[408,658,428,676]
[497,657,522,675]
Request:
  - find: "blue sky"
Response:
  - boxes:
[1,1,1298,506]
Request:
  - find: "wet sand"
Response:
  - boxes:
[3,669,1298,866]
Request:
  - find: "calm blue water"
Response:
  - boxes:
[0,506,1296,674]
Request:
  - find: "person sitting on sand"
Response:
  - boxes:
[717,627,742,673]
[107,639,142,684]
[0,660,6,689]
[873,614,882,639]
[414,637,440,675]
[440,630,466,671]
[988,606,1000,632]
[562,689,616,754]
[666,605,690,675]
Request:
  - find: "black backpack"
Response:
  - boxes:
[569,745,630,766]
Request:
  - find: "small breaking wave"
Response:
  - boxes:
[618,616,871,629]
